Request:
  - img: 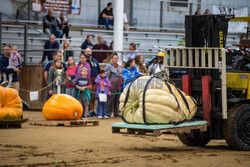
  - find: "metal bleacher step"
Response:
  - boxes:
[2,24,24,28]
[2,30,41,35]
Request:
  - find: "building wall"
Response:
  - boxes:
[132,0,249,28]
[0,0,249,28]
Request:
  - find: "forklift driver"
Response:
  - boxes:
[148,52,164,75]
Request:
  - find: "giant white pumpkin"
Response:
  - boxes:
[119,76,197,124]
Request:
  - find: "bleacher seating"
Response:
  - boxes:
[1,20,240,64]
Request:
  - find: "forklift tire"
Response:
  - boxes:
[224,104,250,151]
[178,131,211,146]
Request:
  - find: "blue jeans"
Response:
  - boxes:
[46,28,63,38]
[53,29,63,38]
[99,18,113,30]
[97,99,107,117]
[65,88,76,97]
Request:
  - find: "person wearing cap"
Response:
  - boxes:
[148,52,165,75]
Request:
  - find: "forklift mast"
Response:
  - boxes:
[165,15,233,139]
[185,15,233,48]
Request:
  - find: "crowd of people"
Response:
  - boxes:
[45,36,167,119]
[0,34,165,119]
[0,2,177,120]
[39,42,163,119]
[0,29,164,120]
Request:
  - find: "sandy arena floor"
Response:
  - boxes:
[0,111,249,167]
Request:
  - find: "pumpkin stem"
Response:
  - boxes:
[128,100,139,113]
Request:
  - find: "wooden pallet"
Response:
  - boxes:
[0,119,29,129]
[30,120,99,127]
[112,121,207,137]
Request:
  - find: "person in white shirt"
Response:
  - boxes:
[124,43,139,62]
[148,52,165,75]
[123,11,129,31]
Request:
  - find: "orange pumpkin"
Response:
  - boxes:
[42,94,83,120]
[0,86,23,120]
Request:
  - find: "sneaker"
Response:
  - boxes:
[97,116,103,119]
[103,116,109,119]
[6,84,12,88]
[1,80,8,85]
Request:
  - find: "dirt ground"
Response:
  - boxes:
[0,111,249,167]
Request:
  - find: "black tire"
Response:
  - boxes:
[178,131,211,146]
[224,104,250,151]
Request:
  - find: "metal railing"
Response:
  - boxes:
[0,10,48,63]
[17,49,159,65]
[0,12,47,37]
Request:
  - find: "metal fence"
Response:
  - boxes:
[0,10,164,66]
[0,11,48,60]
[17,49,159,65]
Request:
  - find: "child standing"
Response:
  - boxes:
[1,46,21,87]
[66,57,77,97]
[122,59,140,91]
[48,58,66,95]
[76,54,91,79]
[76,67,92,119]
[95,70,111,119]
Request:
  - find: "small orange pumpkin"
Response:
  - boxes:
[42,94,83,120]
[0,86,23,120]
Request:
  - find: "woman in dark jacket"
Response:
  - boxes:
[104,54,123,117]
[81,35,94,50]
[56,12,70,38]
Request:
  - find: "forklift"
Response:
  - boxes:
[171,15,250,150]
[112,15,250,151]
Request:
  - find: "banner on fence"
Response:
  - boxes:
[32,0,81,15]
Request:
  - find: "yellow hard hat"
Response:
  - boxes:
[158,52,164,57]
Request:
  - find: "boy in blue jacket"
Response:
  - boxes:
[122,59,140,91]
